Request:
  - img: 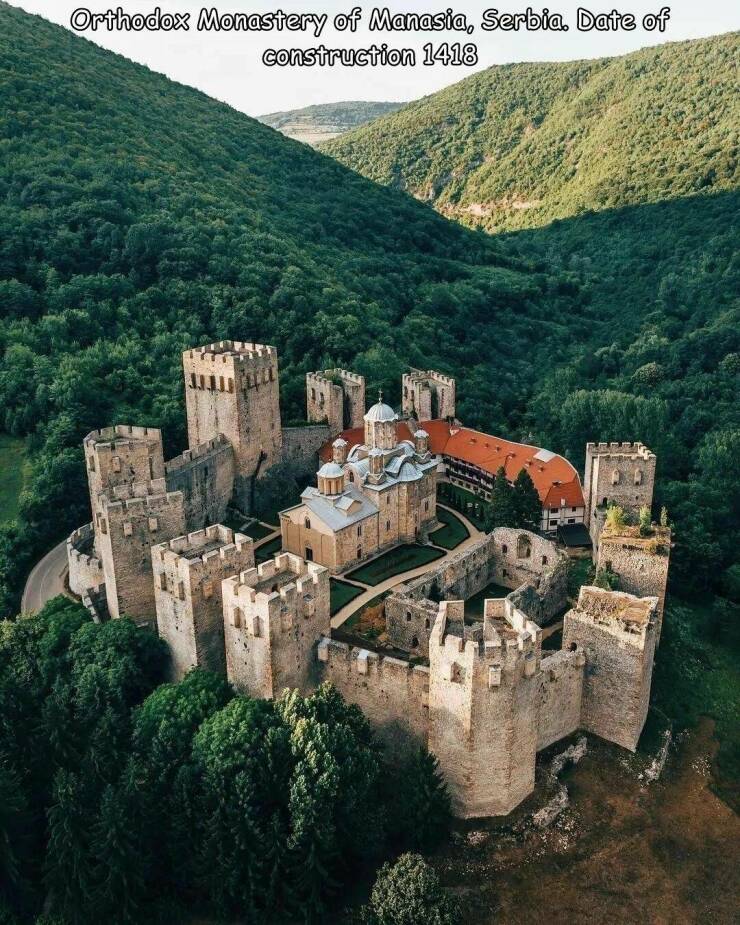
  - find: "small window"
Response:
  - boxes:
[386,495,390,505]
[228,378,234,393]
[349,471,354,483]
[357,547,362,560]
[311,388,316,400]
[190,372,196,388]
[357,525,362,537]
[159,573,166,591]
[88,455,96,472]
[386,520,390,532]
[502,544,508,554]
[219,376,225,391]
[304,517,311,530]
[542,555,548,565]
[177,581,185,601]
[406,610,412,622]
[199,374,205,389]
[424,618,430,630]
[424,499,429,512]
[305,547,313,561]
[411,636,419,648]
[209,375,216,390]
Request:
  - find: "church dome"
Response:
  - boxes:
[317,461,344,479]
[364,400,396,423]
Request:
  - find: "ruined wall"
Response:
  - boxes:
[84,425,164,528]
[597,529,671,636]
[402,369,456,420]
[223,554,330,698]
[306,369,365,434]
[428,602,539,818]
[490,528,567,622]
[97,480,187,627]
[183,342,282,508]
[318,638,430,756]
[67,523,105,597]
[563,586,658,752]
[536,649,585,751]
[164,436,235,531]
[152,526,254,680]
[281,425,331,470]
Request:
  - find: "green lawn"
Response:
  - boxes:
[330,579,365,616]
[437,483,491,531]
[0,435,30,523]
[344,544,445,587]
[255,536,282,563]
[464,582,512,620]
[430,507,470,550]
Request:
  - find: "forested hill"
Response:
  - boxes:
[0,2,580,613]
[323,33,739,231]
[258,100,404,144]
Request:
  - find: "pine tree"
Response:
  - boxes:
[389,748,451,852]
[44,771,94,923]
[512,468,542,531]
[486,466,517,529]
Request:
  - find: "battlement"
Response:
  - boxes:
[318,636,429,681]
[67,522,104,598]
[101,479,184,514]
[403,368,456,389]
[586,441,656,461]
[224,553,326,611]
[84,424,163,449]
[164,435,232,473]
[307,368,364,389]
[152,525,252,574]
[185,341,278,363]
[402,368,456,420]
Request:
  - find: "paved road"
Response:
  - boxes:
[21,538,69,615]
[331,505,484,629]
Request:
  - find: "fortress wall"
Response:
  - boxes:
[536,649,585,751]
[281,424,331,470]
[318,638,430,757]
[67,523,105,597]
[598,530,671,636]
[165,436,235,530]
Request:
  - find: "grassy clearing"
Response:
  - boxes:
[345,544,445,586]
[430,506,470,550]
[0,435,29,523]
[330,579,365,616]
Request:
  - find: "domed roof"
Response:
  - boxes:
[397,461,422,482]
[317,461,344,479]
[364,391,396,424]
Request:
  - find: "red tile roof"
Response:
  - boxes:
[321,420,585,509]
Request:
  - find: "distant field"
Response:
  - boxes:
[0,435,29,523]
[345,544,444,586]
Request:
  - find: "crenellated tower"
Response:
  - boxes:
[584,442,656,550]
[402,369,456,420]
[306,369,366,435]
[152,525,254,679]
[223,553,330,699]
[428,599,541,818]
[182,341,282,511]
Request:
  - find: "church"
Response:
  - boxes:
[279,395,438,571]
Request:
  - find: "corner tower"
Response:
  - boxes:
[584,442,656,540]
[183,342,282,510]
[402,369,456,420]
[306,369,366,434]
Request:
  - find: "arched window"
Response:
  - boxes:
[411,636,419,648]
[304,517,311,530]
[542,555,548,565]
[424,618,430,630]
[517,534,532,559]
[406,610,412,622]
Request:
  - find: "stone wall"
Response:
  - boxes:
[597,528,671,638]
[67,523,104,597]
[183,342,282,508]
[306,369,365,434]
[402,369,456,420]
[563,586,658,752]
[152,525,254,680]
[84,425,164,529]
[97,479,187,627]
[223,554,330,698]
[536,649,585,751]
[318,637,430,757]
[165,436,235,531]
[281,424,331,470]
[490,528,567,622]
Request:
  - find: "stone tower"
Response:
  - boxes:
[152,525,254,680]
[96,479,187,627]
[223,553,330,699]
[402,369,456,420]
[597,526,671,640]
[364,394,397,451]
[84,425,165,535]
[428,600,540,818]
[182,341,282,511]
[563,586,658,752]
[583,442,656,544]
[306,369,366,435]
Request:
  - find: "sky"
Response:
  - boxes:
[7,1,739,115]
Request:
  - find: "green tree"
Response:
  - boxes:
[485,466,517,530]
[639,505,652,536]
[362,853,460,925]
[512,468,542,531]
[44,771,94,924]
[388,749,450,853]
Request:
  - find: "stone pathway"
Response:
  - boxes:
[331,505,484,629]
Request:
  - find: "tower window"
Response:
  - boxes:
[386,520,390,532]
[406,610,412,622]
[357,547,362,560]
[357,525,362,537]
[411,636,419,648]
[210,375,216,390]
[190,373,196,388]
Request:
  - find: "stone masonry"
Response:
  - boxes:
[183,341,282,510]
[152,525,254,680]
[306,369,366,434]
[402,369,456,420]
